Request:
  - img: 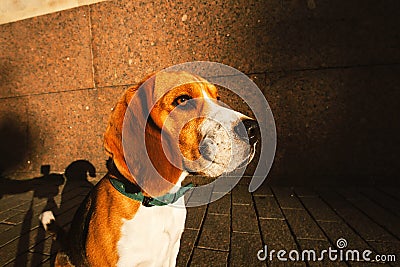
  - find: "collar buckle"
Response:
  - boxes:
[142,196,154,207]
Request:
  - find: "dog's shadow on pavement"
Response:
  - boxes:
[0,160,95,267]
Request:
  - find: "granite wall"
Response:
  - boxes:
[1,0,399,185]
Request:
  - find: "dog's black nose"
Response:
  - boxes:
[234,119,260,145]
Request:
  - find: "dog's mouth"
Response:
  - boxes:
[234,142,257,170]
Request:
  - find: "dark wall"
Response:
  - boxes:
[265,66,400,185]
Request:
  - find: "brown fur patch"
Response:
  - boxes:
[85,178,140,266]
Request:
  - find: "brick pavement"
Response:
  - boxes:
[1,175,399,266]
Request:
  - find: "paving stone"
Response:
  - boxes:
[282,209,326,240]
[0,188,34,204]
[318,221,374,253]
[361,188,400,218]
[0,222,40,248]
[259,218,298,251]
[2,210,27,225]
[176,229,198,267]
[297,239,348,267]
[0,194,14,201]
[40,255,55,267]
[198,214,230,251]
[190,248,228,267]
[13,199,41,212]
[57,189,90,215]
[337,189,400,239]
[2,251,50,267]
[208,193,230,215]
[56,185,92,210]
[299,196,340,222]
[185,205,207,230]
[0,209,24,223]
[254,195,284,220]
[1,225,53,263]
[2,184,400,266]
[318,190,398,243]
[294,187,319,198]
[186,184,213,205]
[236,176,252,186]
[29,235,58,257]
[232,204,259,234]
[232,184,253,205]
[259,218,307,267]
[0,225,22,247]
[57,208,80,229]
[0,231,34,265]
[0,195,31,212]
[230,232,264,267]
[272,187,304,210]
[211,176,237,194]
[0,223,13,234]
[253,184,273,197]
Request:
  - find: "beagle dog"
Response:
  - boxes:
[40,71,259,267]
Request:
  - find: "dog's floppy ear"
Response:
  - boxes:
[104,84,141,184]
[104,73,183,196]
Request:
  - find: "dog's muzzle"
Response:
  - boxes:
[234,119,260,146]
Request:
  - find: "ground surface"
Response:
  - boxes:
[0,177,399,266]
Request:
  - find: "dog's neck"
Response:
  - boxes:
[107,159,191,207]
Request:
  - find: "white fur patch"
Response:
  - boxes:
[116,172,188,267]
[39,211,55,231]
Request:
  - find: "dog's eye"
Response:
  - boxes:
[173,95,192,107]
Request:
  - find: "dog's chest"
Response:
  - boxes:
[116,198,187,267]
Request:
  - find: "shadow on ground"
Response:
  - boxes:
[0,160,95,267]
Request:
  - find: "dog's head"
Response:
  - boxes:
[104,71,259,196]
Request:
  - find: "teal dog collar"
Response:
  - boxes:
[109,178,193,207]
